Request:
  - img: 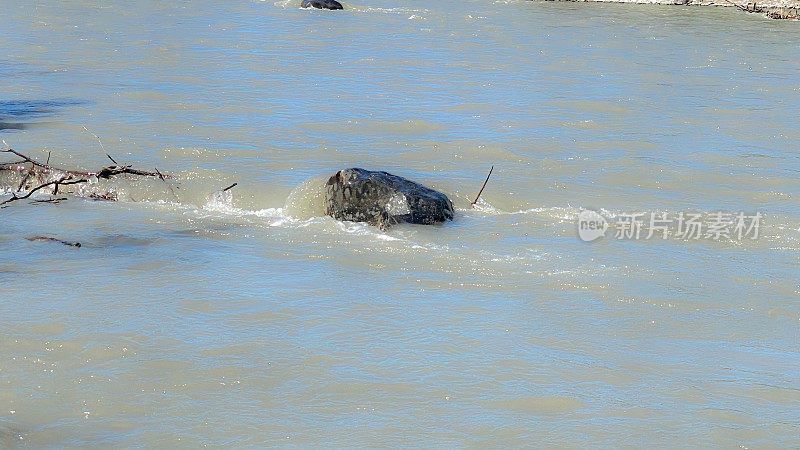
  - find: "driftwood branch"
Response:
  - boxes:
[0,146,165,179]
[1,145,167,208]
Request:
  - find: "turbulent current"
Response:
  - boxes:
[1,0,799,446]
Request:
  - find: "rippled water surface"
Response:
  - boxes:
[1,0,799,446]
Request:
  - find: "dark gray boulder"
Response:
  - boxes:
[301,0,343,10]
[325,168,454,228]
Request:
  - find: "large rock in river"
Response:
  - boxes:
[301,0,344,10]
[325,168,454,228]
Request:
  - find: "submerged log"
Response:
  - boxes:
[325,168,454,228]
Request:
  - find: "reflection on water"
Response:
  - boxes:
[1,0,799,446]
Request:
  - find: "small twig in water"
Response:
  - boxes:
[471,165,494,207]
[88,192,118,201]
[222,183,238,192]
[154,167,166,182]
[82,125,119,165]
[32,197,67,204]
[155,166,180,200]
[721,0,751,11]
[16,162,35,192]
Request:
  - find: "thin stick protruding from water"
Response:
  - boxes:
[82,126,119,166]
[471,165,494,207]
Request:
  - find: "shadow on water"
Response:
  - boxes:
[0,122,27,130]
[0,99,87,132]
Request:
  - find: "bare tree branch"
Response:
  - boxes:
[1,146,169,208]
[0,175,84,207]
